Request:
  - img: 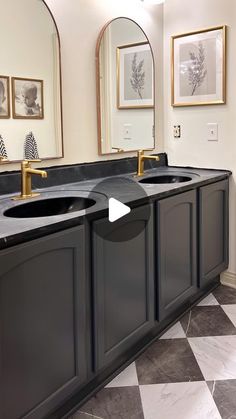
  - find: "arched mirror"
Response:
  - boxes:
[0,0,63,162]
[96,17,155,155]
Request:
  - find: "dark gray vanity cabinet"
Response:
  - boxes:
[199,179,229,287]
[157,190,198,321]
[92,205,155,370]
[0,226,87,419]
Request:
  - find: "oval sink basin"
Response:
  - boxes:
[4,196,96,218]
[139,175,192,184]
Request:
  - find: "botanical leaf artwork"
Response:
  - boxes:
[0,135,8,158]
[188,41,207,96]
[130,53,145,99]
[24,131,39,159]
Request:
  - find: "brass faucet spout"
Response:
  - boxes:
[25,168,48,178]
[137,150,159,177]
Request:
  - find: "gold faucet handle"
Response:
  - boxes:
[25,159,42,163]
[22,159,42,168]
[137,150,144,157]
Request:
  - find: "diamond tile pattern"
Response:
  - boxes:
[70,286,236,419]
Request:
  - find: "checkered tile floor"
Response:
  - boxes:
[70,285,236,419]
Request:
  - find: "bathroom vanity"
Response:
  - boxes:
[0,0,231,417]
[0,158,230,419]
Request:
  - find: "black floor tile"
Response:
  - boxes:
[213,285,236,305]
[180,306,236,337]
[207,380,236,419]
[136,338,204,384]
[72,387,144,419]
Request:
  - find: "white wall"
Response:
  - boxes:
[163,0,236,273]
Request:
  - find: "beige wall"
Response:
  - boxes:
[163,0,236,273]
[0,0,164,172]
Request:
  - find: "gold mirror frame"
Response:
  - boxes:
[96,17,155,156]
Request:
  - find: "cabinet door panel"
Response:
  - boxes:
[199,179,229,286]
[0,227,86,419]
[157,190,197,321]
[93,205,154,370]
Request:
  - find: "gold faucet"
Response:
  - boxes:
[137,150,160,176]
[12,160,47,201]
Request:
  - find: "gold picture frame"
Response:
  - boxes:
[12,77,44,119]
[171,25,226,107]
[0,75,10,119]
[117,41,154,109]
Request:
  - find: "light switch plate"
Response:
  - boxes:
[123,124,132,140]
[207,123,218,141]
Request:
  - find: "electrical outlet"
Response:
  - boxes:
[207,123,218,141]
[174,125,181,138]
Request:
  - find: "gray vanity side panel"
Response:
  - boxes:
[199,179,229,286]
[92,205,155,371]
[157,190,197,321]
[0,226,87,419]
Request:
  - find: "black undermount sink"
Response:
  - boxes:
[139,175,192,184]
[4,196,96,218]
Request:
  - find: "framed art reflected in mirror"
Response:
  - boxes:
[0,76,10,119]
[117,42,154,109]
[12,77,44,120]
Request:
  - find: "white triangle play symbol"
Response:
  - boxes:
[109,198,131,223]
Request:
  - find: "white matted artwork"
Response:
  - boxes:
[171,26,226,106]
[117,41,154,109]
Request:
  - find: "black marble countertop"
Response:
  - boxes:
[0,165,231,250]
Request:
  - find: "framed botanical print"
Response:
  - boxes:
[0,76,10,119]
[12,77,44,119]
[117,41,154,109]
[171,26,226,107]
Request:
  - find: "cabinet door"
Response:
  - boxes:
[199,179,229,287]
[0,226,87,419]
[157,190,197,321]
[93,205,154,370]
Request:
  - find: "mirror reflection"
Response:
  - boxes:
[96,17,155,155]
[0,0,63,162]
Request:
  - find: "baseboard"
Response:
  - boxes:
[221,271,236,289]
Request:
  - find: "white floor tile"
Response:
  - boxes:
[160,322,186,339]
[189,336,236,381]
[140,382,221,419]
[222,305,236,327]
[197,294,219,306]
[105,362,138,388]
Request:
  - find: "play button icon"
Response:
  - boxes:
[88,176,150,242]
[109,198,131,222]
